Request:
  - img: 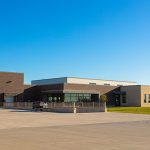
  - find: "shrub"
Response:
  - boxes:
[101,95,108,103]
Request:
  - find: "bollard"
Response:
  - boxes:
[73,102,77,113]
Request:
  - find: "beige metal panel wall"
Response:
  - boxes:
[32,77,137,86]
[67,78,137,86]
[120,86,141,106]
[141,86,150,107]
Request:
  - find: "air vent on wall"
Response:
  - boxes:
[89,83,96,85]
[6,81,12,84]
[104,84,111,86]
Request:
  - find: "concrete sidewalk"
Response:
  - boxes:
[0,109,150,129]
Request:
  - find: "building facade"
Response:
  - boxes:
[0,71,150,107]
[30,77,136,106]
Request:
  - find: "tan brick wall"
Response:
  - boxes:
[141,86,150,107]
[120,86,141,106]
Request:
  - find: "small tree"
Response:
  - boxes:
[101,94,108,103]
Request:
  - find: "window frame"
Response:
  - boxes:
[122,94,126,103]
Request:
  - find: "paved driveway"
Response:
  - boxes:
[0,109,150,150]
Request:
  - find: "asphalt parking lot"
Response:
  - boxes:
[0,109,150,150]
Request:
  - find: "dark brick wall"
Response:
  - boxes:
[37,84,64,92]
[0,72,24,94]
[23,86,40,102]
[23,83,119,105]
[23,84,64,101]
[64,83,119,95]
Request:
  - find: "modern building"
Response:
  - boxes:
[0,71,150,107]
[30,77,137,106]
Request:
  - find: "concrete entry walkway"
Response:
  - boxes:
[0,109,150,150]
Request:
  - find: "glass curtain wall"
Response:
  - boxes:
[64,93,92,102]
[46,93,99,103]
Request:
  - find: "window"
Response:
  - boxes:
[64,94,78,102]
[78,94,83,101]
[71,94,76,97]
[78,93,83,97]
[148,94,150,103]
[48,97,53,102]
[70,94,78,102]
[82,94,91,102]
[64,93,92,102]
[143,94,150,103]
[64,94,71,102]
[144,94,147,103]
[84,94,90,97]
[70,96,77,102]
[122,94,126,103]
[54,97,57,102]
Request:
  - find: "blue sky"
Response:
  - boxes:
[0,0,150,84]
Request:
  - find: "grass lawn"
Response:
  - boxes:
[107,107,150,115]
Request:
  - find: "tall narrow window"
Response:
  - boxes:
[144,94,147,103]
[122,94,126,103]
[48,97,53,102]
[148,95,150,103]
[64,94,71,102]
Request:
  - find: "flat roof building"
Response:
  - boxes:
[30,77,137,106]
[0,71,150,108]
